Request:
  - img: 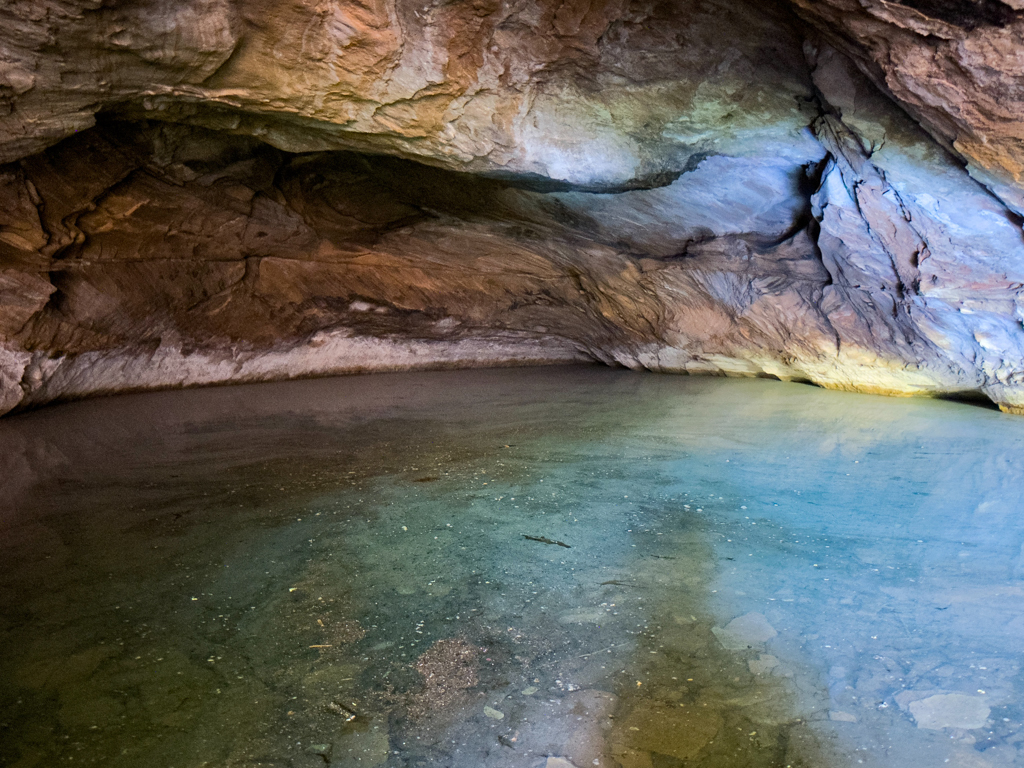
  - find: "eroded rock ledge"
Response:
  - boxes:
[2,0,1024,414]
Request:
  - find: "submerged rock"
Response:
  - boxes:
[908,693,991,730]
[712,612,778,651]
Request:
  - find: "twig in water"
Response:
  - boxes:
[524,535,571,548]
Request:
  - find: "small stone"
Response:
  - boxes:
[484,705,505,720]
[326,701,357,721]
[522,686,539,695]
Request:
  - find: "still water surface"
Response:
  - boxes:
[1,367,1023,768]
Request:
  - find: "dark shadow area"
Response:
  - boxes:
[891,0,1018,29]
[934,390,1002,411]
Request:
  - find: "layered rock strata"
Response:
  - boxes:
[789,0,1024,216]
[2,0,1024,414]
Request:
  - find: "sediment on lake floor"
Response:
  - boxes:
[2,368,1022,767]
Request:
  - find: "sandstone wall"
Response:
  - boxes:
[2,0,1024,413]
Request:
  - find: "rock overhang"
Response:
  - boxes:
[2,0,1024,414]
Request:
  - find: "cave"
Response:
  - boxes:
[2,0,1024,766]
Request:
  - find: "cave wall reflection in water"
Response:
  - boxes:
[1,366,1023,768]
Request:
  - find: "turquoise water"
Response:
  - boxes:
[1,367,1022,768]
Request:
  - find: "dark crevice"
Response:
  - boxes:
[798,153,834,281]
[889,0,1019,29]
[477,164,695,194]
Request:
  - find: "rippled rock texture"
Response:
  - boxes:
[2,0,1024,413]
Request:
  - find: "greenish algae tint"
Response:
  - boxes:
[1,367,1022,768]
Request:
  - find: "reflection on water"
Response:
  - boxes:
[1,366,1023,768]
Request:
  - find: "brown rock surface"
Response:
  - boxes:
[1,0,813,184]
[1,0,1024,414]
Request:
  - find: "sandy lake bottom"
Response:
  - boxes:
[1,366,1023,768]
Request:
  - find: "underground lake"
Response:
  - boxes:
[1,366,1023,768]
